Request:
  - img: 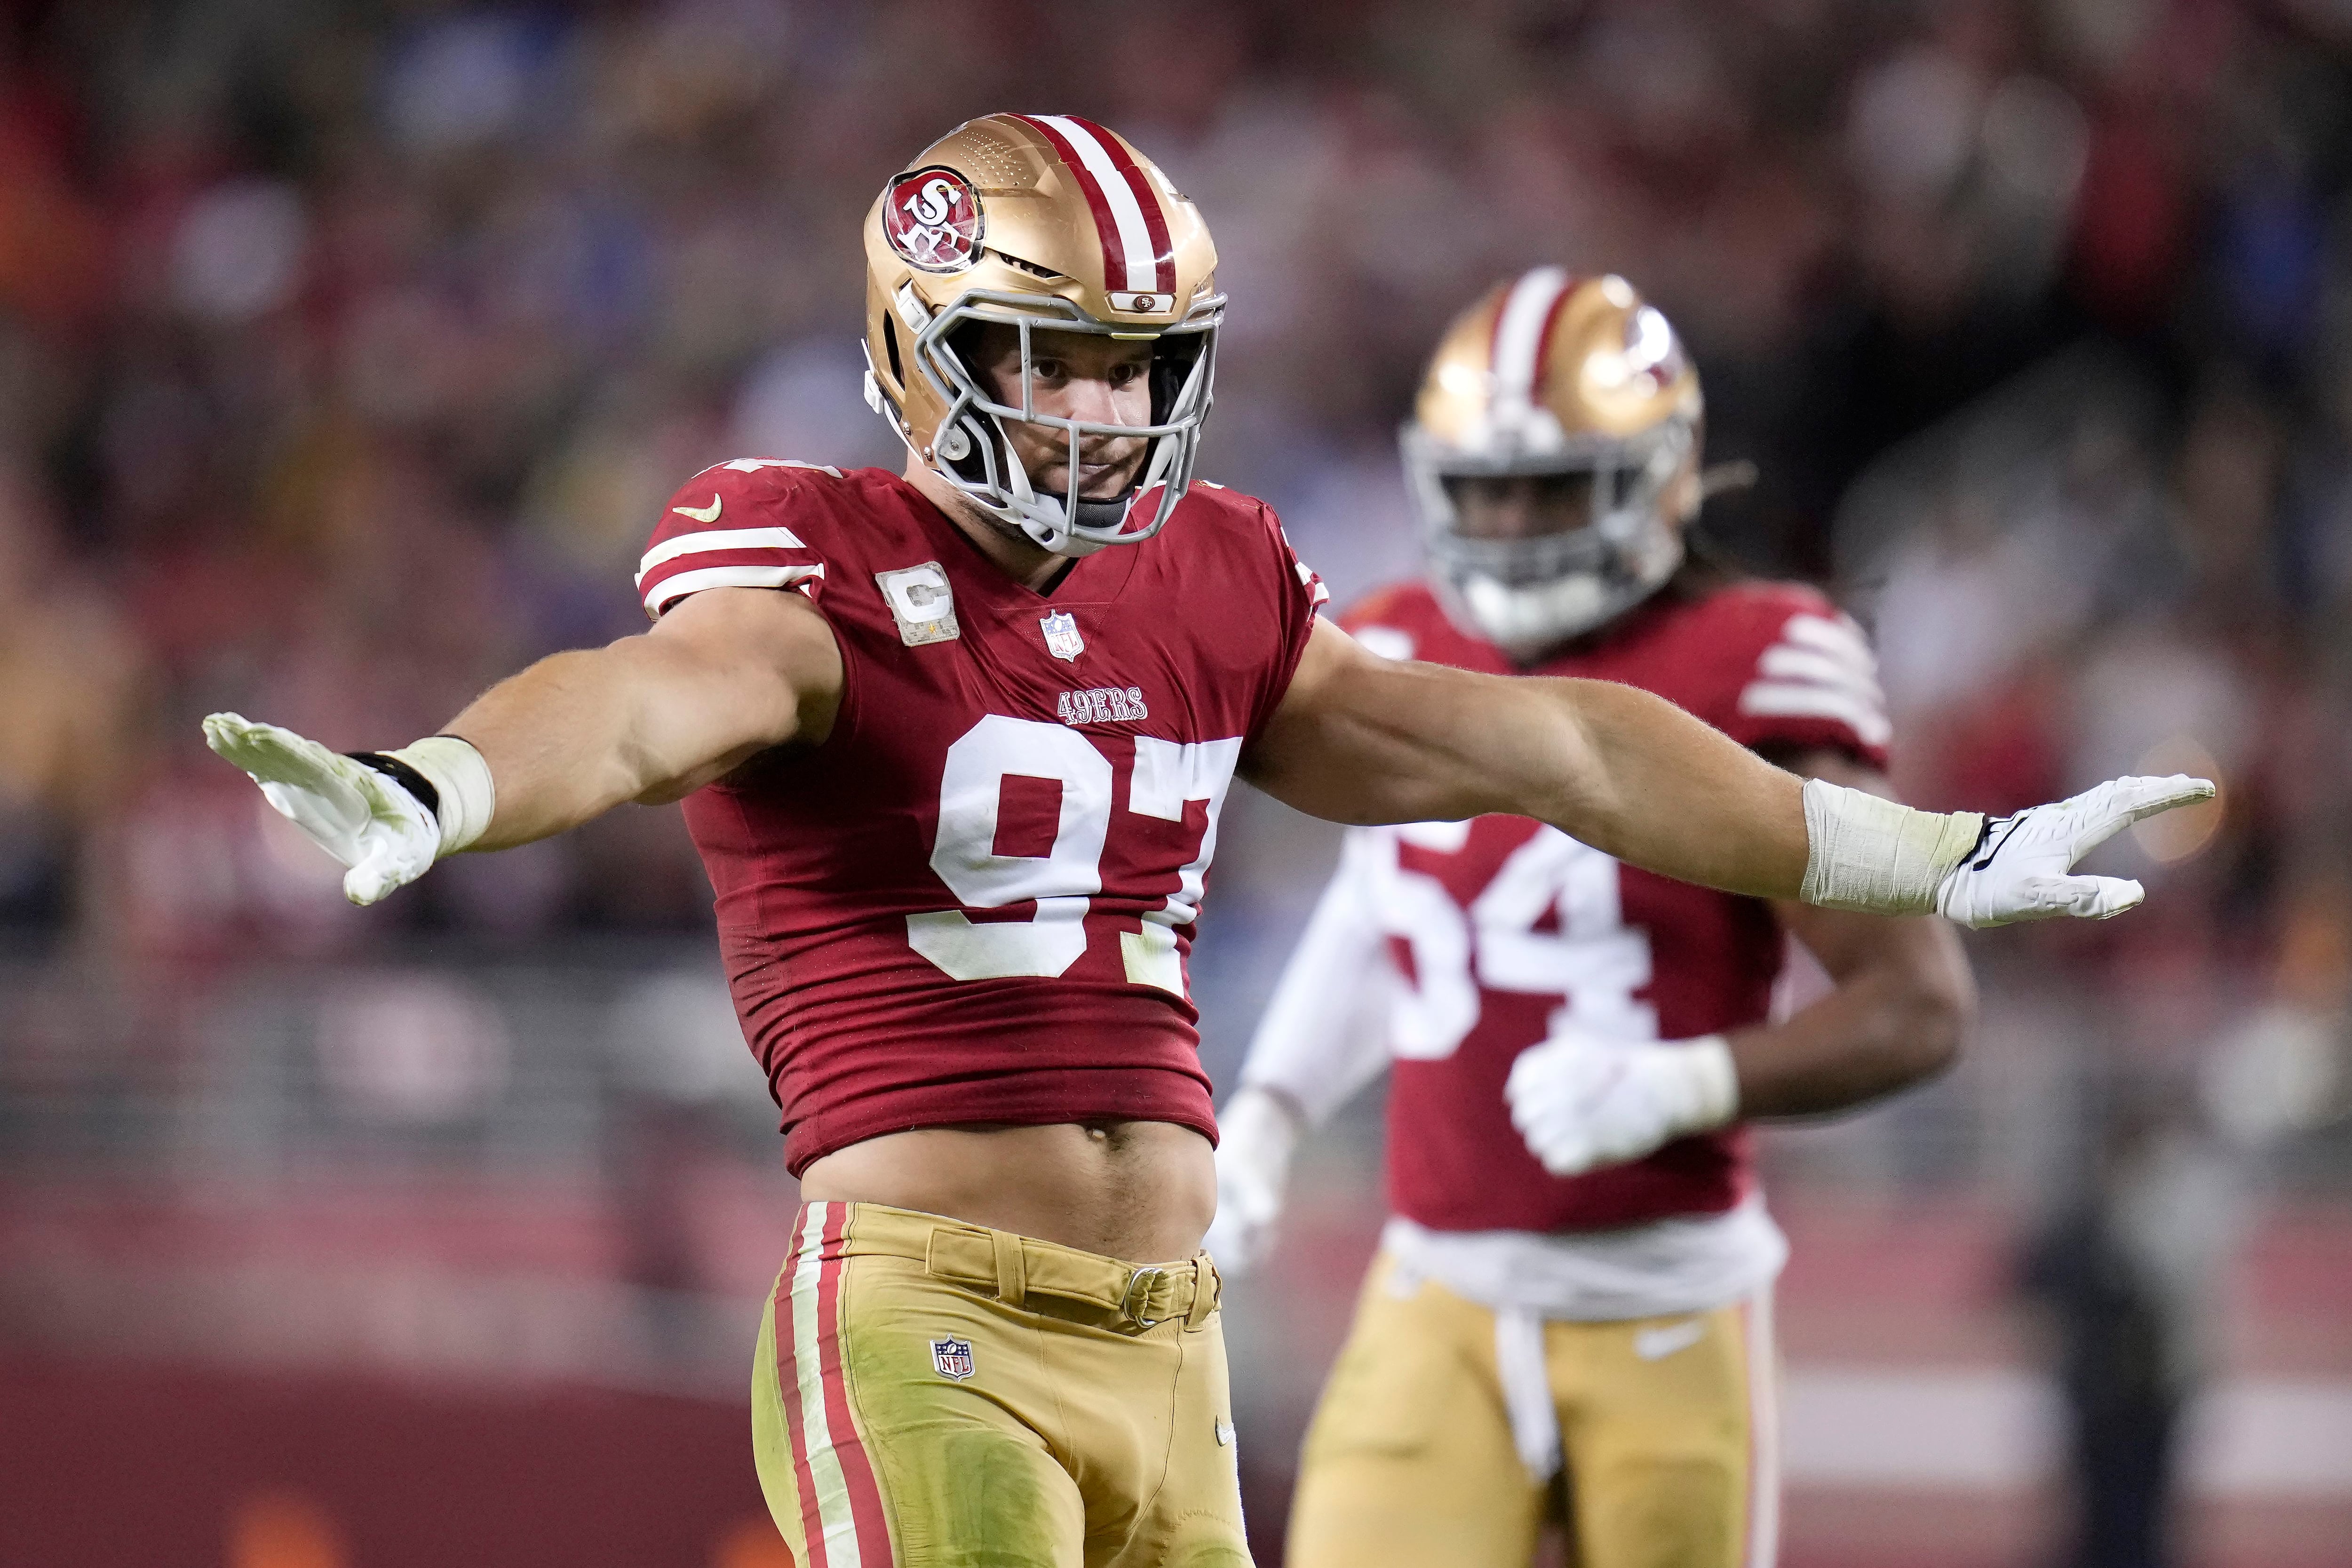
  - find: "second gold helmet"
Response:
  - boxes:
[1402,270,1703,656]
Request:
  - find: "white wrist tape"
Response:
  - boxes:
[387,736,497,855]
[1799,777,1985,915]
[1678,1035,1741,1130]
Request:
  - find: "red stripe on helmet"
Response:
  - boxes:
[1008,114,1130,295]
[1066,115,1176,293]
[1487,268,1577,406]
[1528,276,1581,398]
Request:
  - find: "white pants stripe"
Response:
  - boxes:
[785,1201,874,1566]
[1742,1286,1780,1568]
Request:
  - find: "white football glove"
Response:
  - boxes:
[1201,1086,1302,1276]
[1802,773,2215,927]
[1505,1030,1739,1178]
[204,713,484,906]
[1932,774,2215,927]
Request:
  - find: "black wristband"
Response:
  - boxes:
[346,752,441,820]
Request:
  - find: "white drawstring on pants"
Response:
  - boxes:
[1494,1306,1562,1481]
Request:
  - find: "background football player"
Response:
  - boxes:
[199,112,2205,1568]
[1208,271,1987,1568]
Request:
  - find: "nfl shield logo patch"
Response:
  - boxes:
[1040,610,1084,662]
[930,1336,975,1382]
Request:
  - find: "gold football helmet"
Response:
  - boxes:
[1401,270,1703,657]
[862,114,1222,557]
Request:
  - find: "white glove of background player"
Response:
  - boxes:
[205,713,452,906]
[1201,1086,1303,1275]
[1505,1029,1739,1178]
[1931,774,2214,926]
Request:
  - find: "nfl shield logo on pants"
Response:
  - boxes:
[1040,610,1084,662]
[930,1336,975,1381]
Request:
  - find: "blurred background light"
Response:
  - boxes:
[0,3,2346,1565]
[2131,735,2225,863]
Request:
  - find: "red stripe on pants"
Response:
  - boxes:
[776,1205,834,1568]
[813,1204,894,1561]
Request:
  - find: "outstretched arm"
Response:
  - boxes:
[206,586,842,902]
[1248,618,1809,899]
[1245,619,2210,928]
[449,586,843,847]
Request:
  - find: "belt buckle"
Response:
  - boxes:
[1120,1265,1169,1328]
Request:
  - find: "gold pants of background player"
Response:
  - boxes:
[1287,1251,1776,1568]
[751,1201,1251,1568]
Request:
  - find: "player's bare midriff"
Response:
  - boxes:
[796,1118,1218,1264]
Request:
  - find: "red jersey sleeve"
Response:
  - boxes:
[635,459,841,621]
[1711,584,1892,769]
[1247,496,1331,737]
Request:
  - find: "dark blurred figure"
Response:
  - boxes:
[2020,1085,2206,1568]
[2019,998,2345,1568]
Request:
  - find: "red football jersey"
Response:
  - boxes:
[637,461,1327,1174]
[1343,578,1891,1233]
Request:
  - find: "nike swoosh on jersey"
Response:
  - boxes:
[1632,1320,1706,1361]
[672,494,723,523]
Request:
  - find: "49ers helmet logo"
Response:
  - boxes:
[884,167,984,272]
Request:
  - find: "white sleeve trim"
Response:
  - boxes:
[643,562,826,618]
[636,526,811,585]
[719,457,841,476]
[1738,610,1892,748]
[1755,645,1885,704]
[1779,610,1873,659]
[1295,557,1331,605]
[1238,829,1395,1125]
[1737,681,1893,748]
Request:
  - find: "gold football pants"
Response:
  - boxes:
[1287,1251,1776,1568]
[750,1201,1252,1568]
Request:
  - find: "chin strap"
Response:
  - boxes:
[1069,493,1136,534]
[1009,488,1143,559]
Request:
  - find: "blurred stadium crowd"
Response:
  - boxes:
[0,0,2344,975]
[2,1,2350,1565]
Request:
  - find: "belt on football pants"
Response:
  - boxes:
[836,1202,1221,1332]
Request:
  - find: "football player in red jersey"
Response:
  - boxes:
[202,119,2206,1567]
[1204,271,1991,1568]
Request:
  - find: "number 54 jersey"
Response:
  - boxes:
[637,461,1327,1175]
[1246,574,1891,1235]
